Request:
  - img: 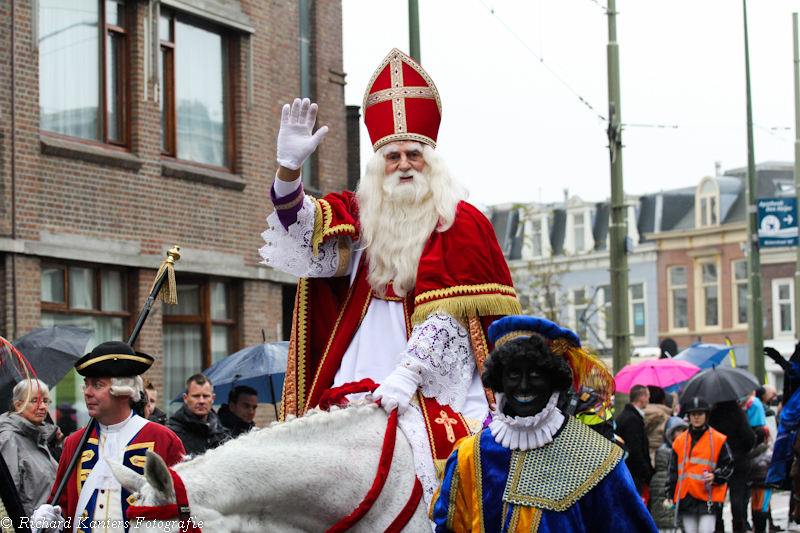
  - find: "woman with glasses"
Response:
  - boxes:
[0,379,61,515]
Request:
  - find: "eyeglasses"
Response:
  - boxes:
[28,399,52,406]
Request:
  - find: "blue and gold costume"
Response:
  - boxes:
[431,415,658,532]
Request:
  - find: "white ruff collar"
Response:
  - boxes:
[489,392,565,451]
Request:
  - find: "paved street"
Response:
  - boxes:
[718,490,797,532]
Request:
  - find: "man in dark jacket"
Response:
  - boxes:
[615,384,655,495]
[168,373,229,455]
[218,385,258,438]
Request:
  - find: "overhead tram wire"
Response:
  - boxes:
[476,1,792,135]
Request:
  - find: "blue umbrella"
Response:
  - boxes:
[673,343,735,370]
[173,341,289,417]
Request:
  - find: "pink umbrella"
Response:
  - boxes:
[614,358,701,393]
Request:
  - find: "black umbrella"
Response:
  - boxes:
[0,326,95,411]
[678,365,760,405]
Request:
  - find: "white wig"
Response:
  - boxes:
[109,376,144,398]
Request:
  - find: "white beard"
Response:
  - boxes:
[355,144,467,298]
[358,171,439,297]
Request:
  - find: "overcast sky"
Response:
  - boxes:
[341,0,798,208]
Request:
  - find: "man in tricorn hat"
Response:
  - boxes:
[260,48,520,505]
[431,316,658,532]
[31,341,185,533]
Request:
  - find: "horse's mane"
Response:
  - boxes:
[174,403,385,472]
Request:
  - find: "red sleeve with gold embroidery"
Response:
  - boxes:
[412,202,520,324]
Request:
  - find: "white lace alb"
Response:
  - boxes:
[489,392,564,451]
[398,312,475,412]
[259,197,345,278]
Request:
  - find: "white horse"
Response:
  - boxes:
[109,403,430,532]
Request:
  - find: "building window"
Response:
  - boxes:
[668,265,689,330]
[772,278,795,340]
[733,260,748,326]
[629,282,646,339]
[41,263,131,422]
[573,213,585,252]
[39,0,129,145]
[531,219,542,258]
[162,279,238,413]
[596,285,611,341]
[695,257,721,329]
[570,288,588,340]
[696,178,719,227]
[160,9,233,169]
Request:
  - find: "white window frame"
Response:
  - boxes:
[694,255,722,331]
[596,285,611,341]
[772,277,795,340]
[569,287,588,341]
[696,177,720,228]
[668,265,689,332]
[732,259,748,329]
[573,213,586,253]
[629,280,647,344]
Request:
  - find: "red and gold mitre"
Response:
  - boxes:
[362,48,442,151]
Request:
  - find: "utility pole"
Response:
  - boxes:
[793,13,800,339]
[743,0,765,383]
[409,0,421,63]
[607,0,631,375]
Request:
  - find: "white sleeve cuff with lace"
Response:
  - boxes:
[398,311,476,412]
[259,196,345,278]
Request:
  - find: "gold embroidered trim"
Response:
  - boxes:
[373,133,437,152]
[333,238,351,277]
[317,198,357,243]
[494,331,571,355]
[503,417,623,511]
[446,462,460,530]
[274,194,303,211]
[295,278,310,413]
[468,316,496,408]
[125,442,155,452]
[412,293,522,326]
[311,196,323,258]
[530,508,543,533]
[130,456,146,468]
[389,54,408,136]
[416,283,517,304]
[365,86,436,109]
[403,298,413,339]
[126,493,138,506]
[362,49,442,116]
[76,353,152,371]
[508,505,522,532]
[419,391,439,461]
[474,435,486,533]
[281,315,297,420]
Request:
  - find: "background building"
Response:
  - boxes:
[0,0,350,423]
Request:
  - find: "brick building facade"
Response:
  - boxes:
[0,0,348,426]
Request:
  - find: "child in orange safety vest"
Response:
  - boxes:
[666,396,734,533]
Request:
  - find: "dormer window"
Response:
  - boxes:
[697,177,720,227]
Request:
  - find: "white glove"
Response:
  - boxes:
[31,504,64,532]
[373,366,421,415]
[276,98,329,170]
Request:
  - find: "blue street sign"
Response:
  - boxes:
[758,198,798,247]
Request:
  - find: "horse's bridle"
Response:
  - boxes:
[126,468,202,533]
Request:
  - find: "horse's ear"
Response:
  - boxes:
[144,449,175,502]
[107,458,147,493]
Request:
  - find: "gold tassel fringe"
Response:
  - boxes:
[411,294,522,326]
[311,196,323,258]
[149,247,180,306]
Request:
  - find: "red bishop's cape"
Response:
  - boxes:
[49,418,185,531]
[281,191,521,423]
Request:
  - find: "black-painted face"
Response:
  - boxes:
[501,360,553,418]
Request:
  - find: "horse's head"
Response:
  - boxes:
[108,450,184,532]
